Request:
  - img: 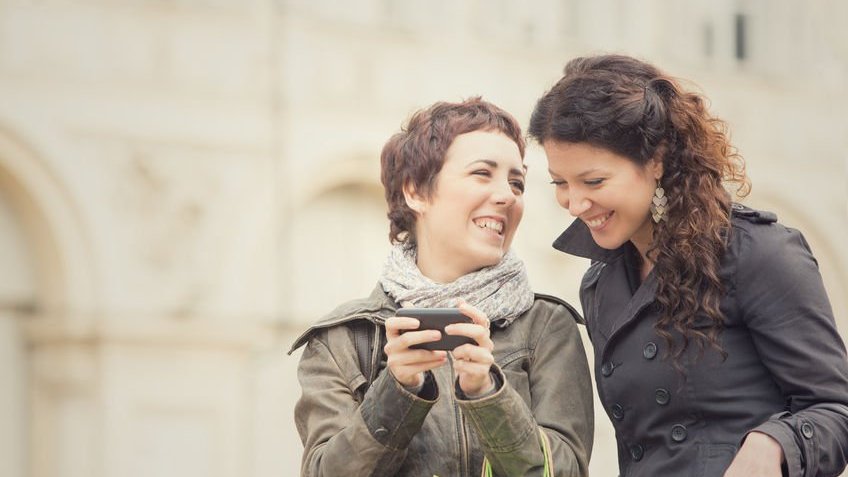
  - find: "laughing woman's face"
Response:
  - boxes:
[544,141,662,255]
[406,130,525,283]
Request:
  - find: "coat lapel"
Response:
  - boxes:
[606,271,657,342]
[554,219,659,346]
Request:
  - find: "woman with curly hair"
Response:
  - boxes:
[529,54,848,476]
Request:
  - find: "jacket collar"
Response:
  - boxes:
[552,218,628,263]
[317,285,398,324]
[288,285,397,354]
[554,219,660,346]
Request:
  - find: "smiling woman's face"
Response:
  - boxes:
[406,130,525,283]
[544,140,662,254]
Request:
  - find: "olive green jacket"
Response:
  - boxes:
[289,285,594,477]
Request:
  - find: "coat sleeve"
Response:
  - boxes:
[294,328,438,477]
[458,303,594,476]
[735,224,848,477]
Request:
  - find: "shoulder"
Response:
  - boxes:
[517,294,586,354]
[730,203,782,244]
[730,202,779,225]
[729,204,810,264]
[527,292,585,326]
[728,204,818,288]
[288,285,392,354]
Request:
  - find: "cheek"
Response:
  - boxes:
[554,188,569,209]
[512,200,525,225]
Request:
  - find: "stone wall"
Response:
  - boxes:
[0,1,844,476]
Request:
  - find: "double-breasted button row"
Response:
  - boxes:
[655,388,670,406]
[611,404,624,421]
[671,424,687,442]
[629,444,644,461]
[643,342,658,360]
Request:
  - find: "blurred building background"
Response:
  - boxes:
[0,0,845,476]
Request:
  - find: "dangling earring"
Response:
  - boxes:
[651,186,668,223]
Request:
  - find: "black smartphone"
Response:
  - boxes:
[396,308,475,351]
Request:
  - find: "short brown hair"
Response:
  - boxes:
[380,97,525,245]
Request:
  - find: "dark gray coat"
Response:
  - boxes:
[554,204,848,477]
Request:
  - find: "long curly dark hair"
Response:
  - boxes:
[529,54,750,363]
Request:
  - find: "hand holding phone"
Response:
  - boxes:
[396,308,475,351]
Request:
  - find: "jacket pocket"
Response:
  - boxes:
[696,443,737,477]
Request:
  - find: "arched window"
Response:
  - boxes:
[290,182,390,323]
[0,175,34,477]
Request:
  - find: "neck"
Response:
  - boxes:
[630,221,656,281]
[415,241,466,284]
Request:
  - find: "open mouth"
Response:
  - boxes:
[473,217,505,236]
[584,211,614,230]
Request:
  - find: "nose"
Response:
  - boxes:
[565,190,591,217]
[492,181,517,207]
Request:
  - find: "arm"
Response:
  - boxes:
[294,329,439,477]
[457,304,594,476]
[734,226,848,477]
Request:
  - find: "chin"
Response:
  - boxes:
[467,248,505,270]
[590,233,626,251]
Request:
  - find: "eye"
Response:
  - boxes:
[585,178,605,186]
[510,179,525,194]
[472,169,492,177]
[549,179,567,187]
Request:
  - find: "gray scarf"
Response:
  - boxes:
[379,244,535,327]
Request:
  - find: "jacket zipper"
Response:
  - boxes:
[460,410,469,477]
[450,355,470,477]
[368,324,382,383]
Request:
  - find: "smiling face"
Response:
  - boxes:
[406,130,525,283]
[544,140,662,256]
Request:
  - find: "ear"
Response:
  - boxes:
[647,157,664,181]
[402,180,427,214]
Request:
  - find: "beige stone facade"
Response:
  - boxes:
[0,1,845,476]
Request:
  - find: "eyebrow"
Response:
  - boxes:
[469,159,527,177]
[547,168,603,178]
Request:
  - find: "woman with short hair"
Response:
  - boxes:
[292,97,594,476]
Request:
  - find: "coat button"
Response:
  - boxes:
[610,404,624,421]
[671,424,687,442]
[374,427,389,439]
[643,342,658,360]
[655,388,670,406]
[801,422,814,439]
[629,444,644,461]
[601,361,615,377]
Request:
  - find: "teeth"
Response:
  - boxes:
[474,218,504,234]
[585,212,612,229]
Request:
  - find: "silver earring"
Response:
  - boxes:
[651,186,668,223]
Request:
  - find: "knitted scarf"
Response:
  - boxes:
[379,244,535,327]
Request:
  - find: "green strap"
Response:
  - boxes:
[481,428,552,477]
